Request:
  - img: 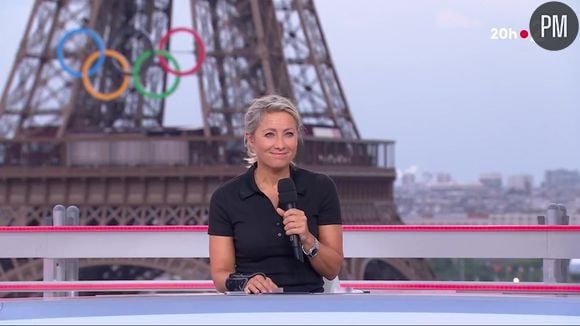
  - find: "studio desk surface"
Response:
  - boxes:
[0,290,579,325]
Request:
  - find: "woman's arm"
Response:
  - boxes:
[302,224,343,280]
[209,235,236,292]
[210,234,280,294]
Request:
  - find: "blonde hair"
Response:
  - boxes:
[243,94,303,167]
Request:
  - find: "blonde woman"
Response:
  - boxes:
[208,94,343,294]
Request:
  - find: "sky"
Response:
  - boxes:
[0,0,578,185]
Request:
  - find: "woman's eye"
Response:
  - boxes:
[285,132,295,137]
[265,132,274,137]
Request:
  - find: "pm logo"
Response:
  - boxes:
[530,1,578,50]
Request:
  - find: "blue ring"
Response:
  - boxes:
[56,28,106,78]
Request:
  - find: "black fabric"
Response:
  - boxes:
[208,164,342,293]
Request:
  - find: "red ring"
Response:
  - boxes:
[157,27,206,76]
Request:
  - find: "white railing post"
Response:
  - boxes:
[542,204,569,283]
[43,204,80,297]
[43,205,65,297]
[65,205,80,297]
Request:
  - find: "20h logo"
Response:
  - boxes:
[530,1,578,50]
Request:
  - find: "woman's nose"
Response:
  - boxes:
[274,135,285,149]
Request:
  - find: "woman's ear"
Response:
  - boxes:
[245,133,254,146]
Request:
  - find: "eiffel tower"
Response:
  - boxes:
[0,0,434,289]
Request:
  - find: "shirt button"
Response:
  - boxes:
[277,232,282,237]
[276,222,281,226]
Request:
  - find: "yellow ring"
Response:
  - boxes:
[81,49,130,101]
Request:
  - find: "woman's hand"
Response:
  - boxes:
[244,274,279,294]
[276,207,311,242]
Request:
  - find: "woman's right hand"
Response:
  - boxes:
[244,274,279,294]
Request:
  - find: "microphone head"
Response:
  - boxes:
[278,178,297,204]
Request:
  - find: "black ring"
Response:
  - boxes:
[109,27,155,75]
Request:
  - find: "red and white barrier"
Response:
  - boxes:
[0,280,578,294]
[0,225,578,259]
[0,225,578,295]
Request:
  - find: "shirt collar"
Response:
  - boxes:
[239,163,306,200]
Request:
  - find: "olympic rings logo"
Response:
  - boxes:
[56,27,206,101]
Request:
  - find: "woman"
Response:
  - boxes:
[208,94,344,294]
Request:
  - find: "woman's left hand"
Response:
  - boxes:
[276,208,311,242]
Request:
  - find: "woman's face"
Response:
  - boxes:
[247,111,298,171]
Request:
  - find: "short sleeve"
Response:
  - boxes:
[317,175,342,225]
[208,188,234,236]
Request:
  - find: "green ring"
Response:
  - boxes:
[133,50,180,99]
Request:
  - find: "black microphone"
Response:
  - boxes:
[278,178,304,262]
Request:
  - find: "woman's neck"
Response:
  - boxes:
[254,164,290,189]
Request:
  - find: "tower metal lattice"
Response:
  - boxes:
[0,0,433,291]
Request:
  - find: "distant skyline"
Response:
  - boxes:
[0,0,578,183]
[397,164,577,187]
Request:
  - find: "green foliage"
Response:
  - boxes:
[428,258,544,282]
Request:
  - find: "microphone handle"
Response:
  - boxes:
[291,234,304,262]
[284,203,304,263]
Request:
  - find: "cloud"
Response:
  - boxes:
[435,9,483,29]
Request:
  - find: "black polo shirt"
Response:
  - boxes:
[208,164,342,293]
